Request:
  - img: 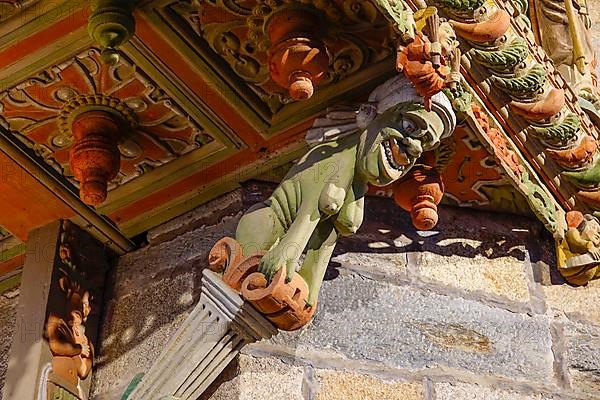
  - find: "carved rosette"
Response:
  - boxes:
[0,48,215,205]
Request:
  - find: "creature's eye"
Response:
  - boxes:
[401,118,418,134]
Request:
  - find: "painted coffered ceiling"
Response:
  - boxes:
[0,0,533,278]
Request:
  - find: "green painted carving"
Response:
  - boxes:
[88,0,136,64]
[470,37,528,73]
[371,0,414,41]
[235,76,456,307]
[521,171,558,232]
[120,373,145,400]
[443,86,473,113]
[490,64,548,100]
[563,157,600,188]
[430,0,486,18]
[49,386,78,400]
[532,113,580,147]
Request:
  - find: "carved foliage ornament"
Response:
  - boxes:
[0,48,214,204]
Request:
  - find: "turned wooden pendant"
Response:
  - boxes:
[394,166,445,231]
[267,9,329,101]
[70,111,121,206]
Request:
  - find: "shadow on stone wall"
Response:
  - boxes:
[90,184,561,399]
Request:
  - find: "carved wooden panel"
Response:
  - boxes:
[0,48,220,192]
[3,221,108,400]
[170,0,396,114]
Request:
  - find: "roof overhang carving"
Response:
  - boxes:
[0,0,597,291]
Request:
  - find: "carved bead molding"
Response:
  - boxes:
[88,0,136,64]
[0,48,215,205]
[188,0,396,112]
[124,270,277,400]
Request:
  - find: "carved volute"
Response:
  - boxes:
[267,8,329,101]
[70,111,122,206]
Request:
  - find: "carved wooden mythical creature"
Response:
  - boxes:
[210,74,456,330]
[44,273,94,400]
[557,211,600,285]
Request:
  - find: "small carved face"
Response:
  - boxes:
[439,22,459,56]
[357,103,445,186]
[580,216,600,246]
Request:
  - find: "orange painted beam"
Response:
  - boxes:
[109,119,314,224]
[134,12,268,150]
[0,6,89,70]
[0,154,74,241]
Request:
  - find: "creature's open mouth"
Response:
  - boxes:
[382,138,411,171]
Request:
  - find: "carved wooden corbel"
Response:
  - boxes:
[209,71,457,330]
[3,221,109,400]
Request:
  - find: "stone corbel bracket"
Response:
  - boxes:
[124,269,277,400]
[88,0,136,64]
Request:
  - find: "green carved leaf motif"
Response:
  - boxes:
[470,37,528,73]
[532,113,580,146]
[490,64,547,100]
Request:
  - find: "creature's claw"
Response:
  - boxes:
[286,261,296,283]
[258,252,285,282]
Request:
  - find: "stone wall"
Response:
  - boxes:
[90,187,600,400]
[0,287,19,399]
